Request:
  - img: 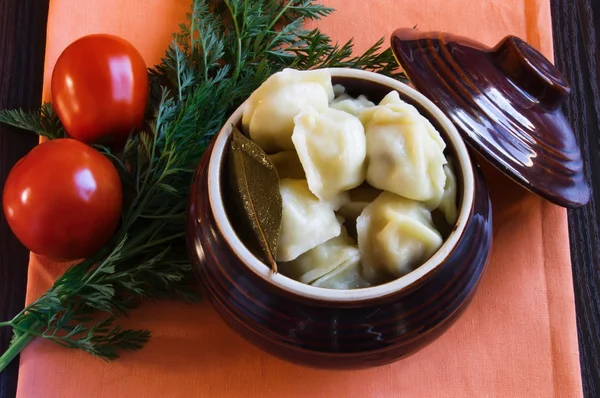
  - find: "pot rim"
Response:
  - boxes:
[207,67,475,302]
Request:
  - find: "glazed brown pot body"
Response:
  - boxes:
[187,70,493,369]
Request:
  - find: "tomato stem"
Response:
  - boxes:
[0,321,11,328]
[0,329,35,373]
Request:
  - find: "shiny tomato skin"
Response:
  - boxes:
[51,34,148,145]
[2,139,123,261]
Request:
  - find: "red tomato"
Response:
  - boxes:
[2,139,123,261]
[51,34,148,145]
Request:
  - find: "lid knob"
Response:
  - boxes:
[491,36,570,110]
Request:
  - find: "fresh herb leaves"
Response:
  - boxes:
[0,102,66,139]
[0,0,405,369]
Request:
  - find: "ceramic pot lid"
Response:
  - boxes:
[390,28,590,208]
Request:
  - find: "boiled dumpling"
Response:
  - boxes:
[359,91,447,206]
[311,255,369,289]
[376,91,447,150]
[436,162,458,225]
[362,91,447,151]
[357,192,443,283]
[279,227,362,287]
[333,84,347,97]
[330,93,375,117]
[268,151,305,179]
[242,68,334,153]
[277,178,342,262]
[337,185,382,221]
[292,106,367,206]
[279,226,369,290]
[337,186,381,240]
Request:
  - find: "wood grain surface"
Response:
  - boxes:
[551,1,600,397]
[0,0,598,397]
[0,1,49,398]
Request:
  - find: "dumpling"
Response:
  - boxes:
[277,178,342,262]
[330,93,375,117]
[359,91,447,206]
[333,84,347,97]
[242,68,334,153]
[292,106,367,206]
[376,91,447,150]
[337,184,382,221]
[311,255,369,289]
[279,227,363,287]
[362,91,447,151]
[436,161,458,225]
[268,151,305,179]
[357,192,443,283]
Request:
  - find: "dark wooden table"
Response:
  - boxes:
[1,0,599,397]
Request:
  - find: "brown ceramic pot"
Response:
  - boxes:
[187,68,493,369]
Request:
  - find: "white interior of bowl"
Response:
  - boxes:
[207,67,475,302]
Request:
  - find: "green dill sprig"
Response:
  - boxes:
[0,0,405,370]
[0,102,66,139]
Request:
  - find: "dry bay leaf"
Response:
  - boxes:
[227,125,282,272]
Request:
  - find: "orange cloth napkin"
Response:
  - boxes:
[16,0,583,397]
